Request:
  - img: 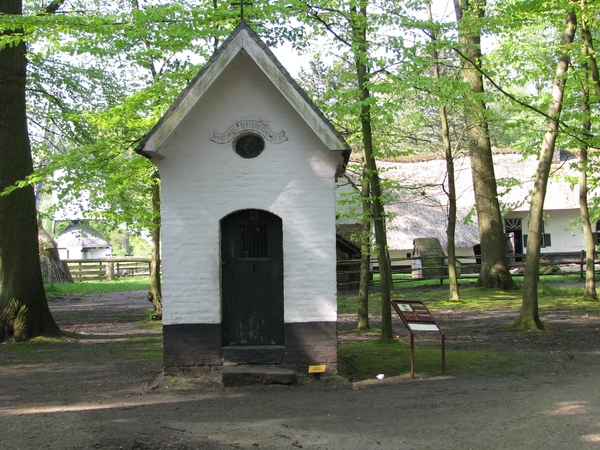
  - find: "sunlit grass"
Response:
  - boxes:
[340,276,600,316]
[45,276,151,296]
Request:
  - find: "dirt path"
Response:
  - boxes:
[1,290,600,449]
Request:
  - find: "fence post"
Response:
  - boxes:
[108,261,115,281]
[580,251,585,280]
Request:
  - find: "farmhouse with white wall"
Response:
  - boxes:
[136,22,350,374]
[336,150,594,263]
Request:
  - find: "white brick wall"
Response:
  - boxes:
[157,51,340,325]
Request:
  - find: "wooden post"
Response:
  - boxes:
[581,250,585,280]
[108,261,115,281]
[439,256,444,285]
[46,259,54,286]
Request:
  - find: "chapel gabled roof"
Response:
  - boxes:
[135,21,350,166]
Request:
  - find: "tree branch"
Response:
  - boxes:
[300,1,352,48]
[43,0,66,15]
[452,46,596,148]
[452,46,552,121]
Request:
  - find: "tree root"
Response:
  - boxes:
[511,317,546,332]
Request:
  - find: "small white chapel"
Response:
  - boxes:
[136,21,350,375]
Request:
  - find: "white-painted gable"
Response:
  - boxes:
[138,22,349,161]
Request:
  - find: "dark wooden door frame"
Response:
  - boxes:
[221,209,284,347]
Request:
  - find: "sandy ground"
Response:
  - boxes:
[1,289,600,449]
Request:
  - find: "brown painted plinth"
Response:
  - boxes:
[222,345,284,364]
[163,321,338,374]
[222,366,296,386]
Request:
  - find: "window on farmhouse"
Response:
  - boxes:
[523,221,552,248]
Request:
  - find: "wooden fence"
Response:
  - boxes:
[43,252,596,286]
[337,251,598,288]
[43,257,152,283]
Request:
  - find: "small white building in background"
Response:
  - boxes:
[136,22,350,375]
[55,223,112,260]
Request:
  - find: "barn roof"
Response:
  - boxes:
[136,21,350,167]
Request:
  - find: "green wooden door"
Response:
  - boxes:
[221,209,284,346]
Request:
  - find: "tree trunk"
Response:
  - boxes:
[579,14,596,300]
[0,0,60,341]
[515,7,577,330]
[134,2,163,319]
[453,0,515,290]
[357,165,371,330]
[579,0,600,100]
[148,171,162,318]
[38,222,73,285]
[429,3,460,301]
[441,108,461,301]
[353,3,393,339]
[579,143,596,300]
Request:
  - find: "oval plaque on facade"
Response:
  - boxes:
[210,120,288,144]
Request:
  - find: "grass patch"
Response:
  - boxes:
[0,333,163,366]
[338,338,516,381]
[45,277,151,296]
[337,279,599,382]
[137,317,163,329]
[394,286,524,310]
[372,271,587,289]
[339,294,382,315]
[339,286,525,315]
[81,335,163,363]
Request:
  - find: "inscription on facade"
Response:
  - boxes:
[211,120,288,144]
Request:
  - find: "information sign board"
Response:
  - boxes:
[391,300,445,379]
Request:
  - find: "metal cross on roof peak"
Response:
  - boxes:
[231,0,253,21]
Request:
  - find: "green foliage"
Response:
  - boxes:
[87,222,152,256]
[20,0,304,235]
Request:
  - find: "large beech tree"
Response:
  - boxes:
[0,0,60,341]
[453,0,515,290]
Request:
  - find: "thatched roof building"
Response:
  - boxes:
[337,150,591,258]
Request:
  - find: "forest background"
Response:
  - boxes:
[0,0,599,341]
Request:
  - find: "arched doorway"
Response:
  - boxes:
[221,209,284,346]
